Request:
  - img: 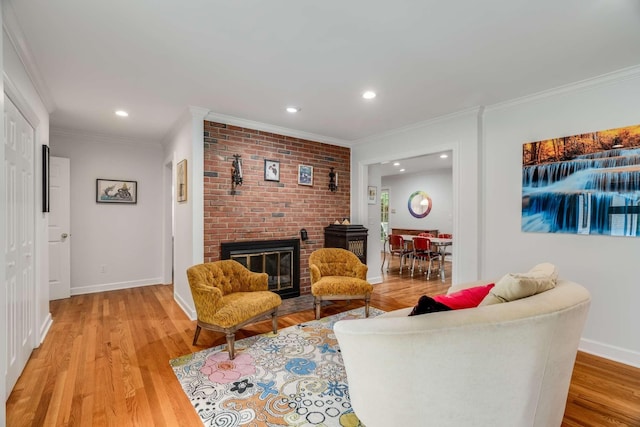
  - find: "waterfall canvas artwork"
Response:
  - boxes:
[522,124,640,237]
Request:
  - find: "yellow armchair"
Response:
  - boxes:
[187,260,282,359]
[309,248,373,319]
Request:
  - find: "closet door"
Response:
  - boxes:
[4,94,35,394]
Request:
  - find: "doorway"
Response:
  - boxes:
[4,94,36,394]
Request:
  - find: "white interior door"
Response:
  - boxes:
[4,95,35,394]
[48,157,70,300]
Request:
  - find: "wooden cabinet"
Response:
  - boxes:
[324,224,368,264]
[391,228,439,237]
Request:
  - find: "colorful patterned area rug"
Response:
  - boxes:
[170,307,384,427]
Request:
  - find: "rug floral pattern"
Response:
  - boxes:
[171,307,383,427]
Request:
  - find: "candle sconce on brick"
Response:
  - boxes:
[231,154,243,194]
[328,167,338,192]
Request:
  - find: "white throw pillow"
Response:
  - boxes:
[479,263,558,306]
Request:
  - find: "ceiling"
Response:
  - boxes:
[6,1,640,145]
[379,152,452,177]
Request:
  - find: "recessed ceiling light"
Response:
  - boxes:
[286,107,300,113]
[399,168,405,172]
[393,162,400,166]
[440,154,448,159]
[115,110,128,117]
[362,91,376,100]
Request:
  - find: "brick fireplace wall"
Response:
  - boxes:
[203,121,351,295]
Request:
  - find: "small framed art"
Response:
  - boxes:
[368,186,377,204]
[298,164,313,186]
[96,179,137,204]
[177,159,187,202]
[42,145,50,212]
[265,159,280,182]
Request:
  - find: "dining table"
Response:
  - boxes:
[427,237,452,281]
[401,235,452,281]
[382,234,453,280]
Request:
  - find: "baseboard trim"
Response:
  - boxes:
[70,277,164,296]
[39,312,53,345]
[579,338,640,369]
[367,274,383,285]
[174,291,196,321]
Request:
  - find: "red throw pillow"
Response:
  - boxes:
[433,283,495,310]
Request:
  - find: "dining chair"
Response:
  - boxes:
[411,236,441,279]
[388,234,412,273]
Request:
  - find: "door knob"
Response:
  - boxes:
[61,233,69,239]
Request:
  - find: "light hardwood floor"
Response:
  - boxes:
[7,260,640,426]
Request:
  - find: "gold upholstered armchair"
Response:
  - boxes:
[186,260,282,359]
[309,248,373,320]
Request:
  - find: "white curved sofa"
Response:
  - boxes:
[334,278,591,427]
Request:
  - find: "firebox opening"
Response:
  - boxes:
[221,239,301,299]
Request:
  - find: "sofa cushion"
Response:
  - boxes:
[433,283,495,309]
[480,263,558,306]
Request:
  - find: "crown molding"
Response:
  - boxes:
[50,127,162,148]
[204,110,352,148]
[352,106,482,146]
[2,1,56,113]
[160,106,210,145]
[485,64,640,113]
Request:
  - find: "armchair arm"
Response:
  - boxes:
[353,263,368,280]
[310,264,322,284]
[189,283,224,323]
[246,271,269,291]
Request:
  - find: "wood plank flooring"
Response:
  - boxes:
[7,260,640,426]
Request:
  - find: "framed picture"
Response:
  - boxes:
[177,159,187,202]
[96,179,137,204]
[42,145,50,212]
[368,186,377,204]
[298,164,313,186]
[264,159,280,182]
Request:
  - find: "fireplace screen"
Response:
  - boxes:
[231,249,293,292]
[221,239,300,299]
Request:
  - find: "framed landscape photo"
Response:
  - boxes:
[177,159,187,202]
[298,164,313,186]
[264,159,280,182]
[96,179,137,204]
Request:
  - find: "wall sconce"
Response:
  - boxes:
[231,154,243,193]
[300,228,309,241]
[328,167,337,192]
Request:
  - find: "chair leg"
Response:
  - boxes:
[365,296,370,318]
[226,332,236,360]
[271,309,278,334]
[314,297,322,320]
[193,325,201,345]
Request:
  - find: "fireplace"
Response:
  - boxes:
[220,239,300,299]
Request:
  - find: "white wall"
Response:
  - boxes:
[383,168,453,233]
[162,107,208,319]
[50,131,165,294]
[483,70,640,367]
[352,109,480,285]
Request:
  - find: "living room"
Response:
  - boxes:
[2,1,640,425]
